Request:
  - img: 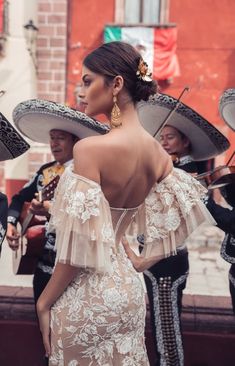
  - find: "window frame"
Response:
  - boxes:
[115,0,170,25]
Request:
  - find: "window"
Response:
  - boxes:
[115,0,170,25]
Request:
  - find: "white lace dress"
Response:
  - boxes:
[48,166,214,366]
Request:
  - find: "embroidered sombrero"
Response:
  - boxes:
[137,93,230,160]
[219,88,235,131]
[0,112,30,161]
[13,99,109,143]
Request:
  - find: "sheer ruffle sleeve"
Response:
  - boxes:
[48,166,115,272]
[137,168,216,260]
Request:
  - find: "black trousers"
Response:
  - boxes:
[33,267,52,304]
[144,250,189,366]
[229,264,235,314]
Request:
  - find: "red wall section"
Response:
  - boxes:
[66,0,235,163]
[5,179,28,203]
[166,0,235,163]
[66,0,115,107]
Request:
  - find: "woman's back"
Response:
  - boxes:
[74,124,173,209]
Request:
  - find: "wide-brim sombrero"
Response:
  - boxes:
[13,99,109,144]
[137,93,230,161]
[0,112,30,161]
[219,88,235,131]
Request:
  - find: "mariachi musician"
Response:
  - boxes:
[136,93,230,366]
[6,99,108,303]
[219,88,235,313]
[0,111,30,252]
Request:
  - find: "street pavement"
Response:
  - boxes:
[184,223,230,296]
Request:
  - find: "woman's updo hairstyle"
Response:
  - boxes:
[83,41,157,102]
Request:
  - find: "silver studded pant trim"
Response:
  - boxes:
[144,270,188,366]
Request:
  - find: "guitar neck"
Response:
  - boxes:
[21,212,34,235]
[20,175,60,235]
[21,191,43,235]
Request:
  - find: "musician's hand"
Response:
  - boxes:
[29,199,50,217]
[6,223,20,251]
[37,304,51,358]
[190,172,198,178]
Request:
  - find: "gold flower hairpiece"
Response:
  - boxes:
[136,59,152,82]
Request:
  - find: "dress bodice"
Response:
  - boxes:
[49,164,215,273]
[110,207,139,245]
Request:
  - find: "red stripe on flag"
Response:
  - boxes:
[153,27,180,80]
[0,0,3,34]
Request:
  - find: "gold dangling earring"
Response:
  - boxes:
[110,96,122,128]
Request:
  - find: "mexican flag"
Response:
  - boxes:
[104,26,180,81]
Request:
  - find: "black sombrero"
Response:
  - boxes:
[0,112,30,161]
[219,88,235,131]
[137,93,230,160]
[13,99,109,144]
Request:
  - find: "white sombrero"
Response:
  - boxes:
[137,93,230,160]
[0,112,30,161]
[13,99,109,144]
[219,88,235,131]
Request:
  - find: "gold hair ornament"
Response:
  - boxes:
[110,95,122,128]
[136,59,152,82]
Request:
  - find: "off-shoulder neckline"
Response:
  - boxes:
[67,166,144,211]
[67,164,173,211]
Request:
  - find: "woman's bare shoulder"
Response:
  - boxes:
[74,134,106,150]
[150,138,173,179]
[73,135,108,183]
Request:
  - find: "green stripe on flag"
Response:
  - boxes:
[104,26,121,43]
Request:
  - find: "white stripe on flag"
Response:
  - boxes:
[121,27,154,73]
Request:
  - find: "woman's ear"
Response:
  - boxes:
[112,75,124,96]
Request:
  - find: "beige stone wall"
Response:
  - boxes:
[1,1,68,191]
[36,0,67,103]
[26,0,68,181]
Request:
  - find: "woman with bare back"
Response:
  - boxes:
[37,41,214,366]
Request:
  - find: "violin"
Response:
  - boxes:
[196,165,235,189]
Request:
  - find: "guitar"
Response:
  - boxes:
[12,175,60,275]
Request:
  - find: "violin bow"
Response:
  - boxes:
[153,86,190,138]
[226,150,235,166]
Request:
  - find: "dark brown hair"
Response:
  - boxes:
[83,41,157,102]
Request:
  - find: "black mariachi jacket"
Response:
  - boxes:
[0,192,8,251]
[7,161,56,226]
[7,161,57,275]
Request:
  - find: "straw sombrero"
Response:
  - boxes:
[137,93,230,160]
[219,88,235,131]
[0,112,30,161]
[13,99,109,143]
